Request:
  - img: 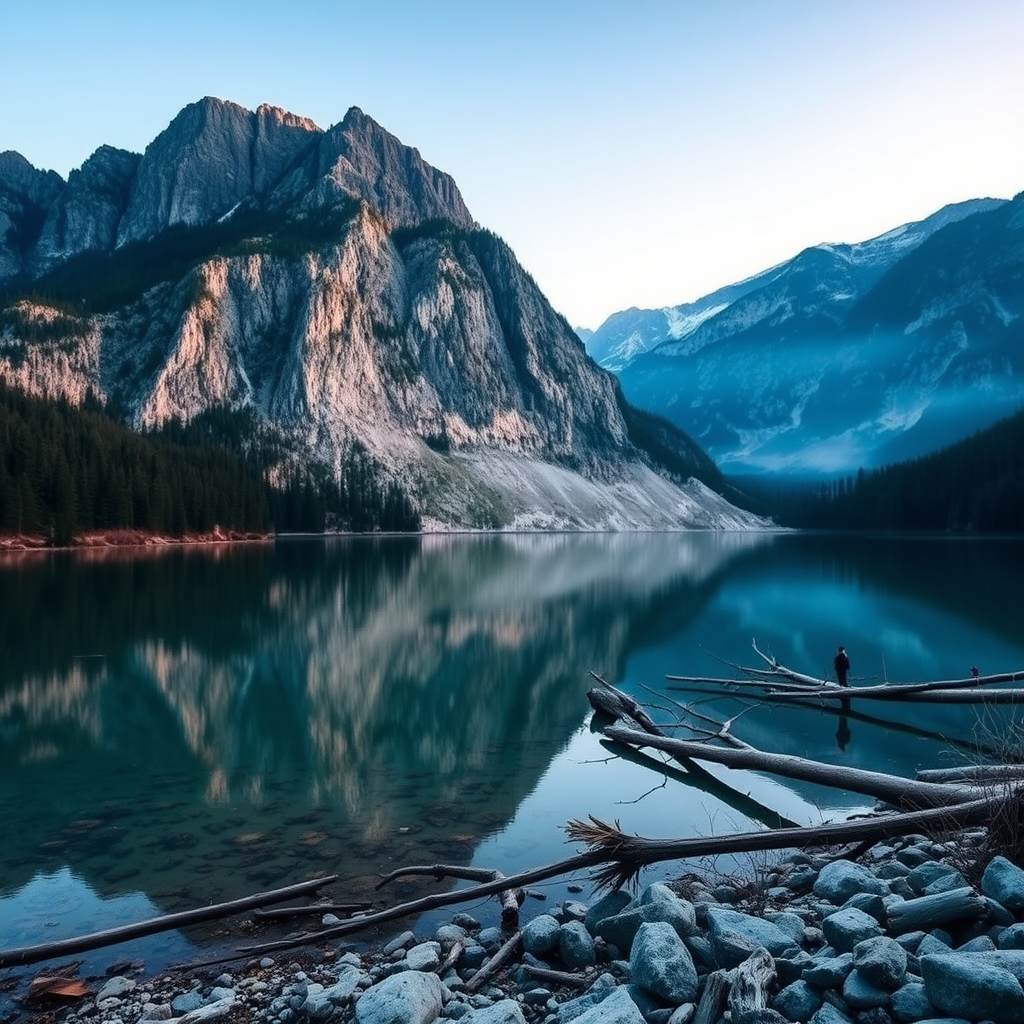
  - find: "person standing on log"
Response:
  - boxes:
[834,645,851,687]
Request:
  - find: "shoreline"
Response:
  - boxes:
[5,830,1024,1024]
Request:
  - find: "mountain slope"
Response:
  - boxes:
[0,99,765,531]
[592,197,1021,473]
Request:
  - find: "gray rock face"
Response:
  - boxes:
[32,146,139,272]
[353,970,445,1024]
[0,150,65,278]
[297,106,475,233]
[0,100,767,533]
[117,97,319,244]
[629,921,699,1003]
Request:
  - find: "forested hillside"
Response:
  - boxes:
[0,385,420,544]
[737,407,1024,532]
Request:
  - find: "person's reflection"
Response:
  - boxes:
[835,698,852,751]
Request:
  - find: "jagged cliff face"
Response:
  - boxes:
[0,98,764,529]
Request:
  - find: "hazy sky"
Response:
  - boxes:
[2,0,1021,328]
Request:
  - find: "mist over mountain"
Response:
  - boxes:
[0,98,765,531]
[586,197,1023,475]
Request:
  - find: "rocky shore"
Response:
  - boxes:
[15,832,1024,1024]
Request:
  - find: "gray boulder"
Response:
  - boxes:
[584,890,634,934]
[808,1003,854,1024]
[461,1000,527,1024]
[406,941,441,972]
[821,908,884,953]
[841,969,890,1009]
[559,921,596,970]
[853,935,908,990]
[522,914,561,956]
[630,921,699,1003]
[999,922,1024,949]
[803,952,854,988]
[302,965,364,1019]
[813,860,888,904]
[353,971,445,1024]
[570,986,646,1024]
[982,855,1024,911]
[772,979,822,1022]
[889,981,936,1023]
[920,952,1024,1024]
[639,882,698,937]
[705,907,801,966]
[552,972,618,1023]
[906,861,962,895]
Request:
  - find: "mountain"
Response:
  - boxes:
[586,198,1023,474]
[0,98,766,531]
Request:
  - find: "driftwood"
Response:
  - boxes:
[884,886,988,933]
[666,644,1024,704]
[0,875,337,970]
[437,939,465,976]
[463,930,521,995]
[692,968,732,1024]
[729,947,776,1018]
[600,721,979,810]
[522,963,592,989]
[376,863,526,926]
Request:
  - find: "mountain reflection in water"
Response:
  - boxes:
[2,532,1021,975]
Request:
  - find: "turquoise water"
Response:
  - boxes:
[1,532,1021,985]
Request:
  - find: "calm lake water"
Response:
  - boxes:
[1,532,1022,986]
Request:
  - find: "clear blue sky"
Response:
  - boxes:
[2,0,1022,328]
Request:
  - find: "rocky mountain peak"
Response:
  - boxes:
[302,106,475,231]
[116,96,321,245]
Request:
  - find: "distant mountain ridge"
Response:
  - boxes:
[0,98,765,531]
[585,197,1023,474]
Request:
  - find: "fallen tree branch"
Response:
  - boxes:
[251,902,373,921]
[0,875,337,970]
[464,930,521,995]
[377,864,524,926]
[522,964,592,989]
[564,796,1000,889]
[600,722,979,809]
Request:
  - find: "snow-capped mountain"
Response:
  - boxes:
[586,198,1022,473]
[0,98,766,530]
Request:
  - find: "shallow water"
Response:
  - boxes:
[1,532,1021,982]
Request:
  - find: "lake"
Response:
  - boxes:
[1,532,1022,985]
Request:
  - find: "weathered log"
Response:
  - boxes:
[0,875,337,970]
[587,672,665,735]
[599,722,980,810]
[464,930,521,995]
[885,886,988,933]
[729,947,776,1017]
[565,796,999,890]
[916,765,1024,785]
[522,964,592,989]
[692,968,732,1024]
